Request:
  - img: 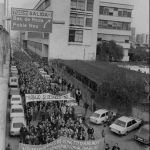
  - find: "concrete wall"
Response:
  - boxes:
[0,3,4,26]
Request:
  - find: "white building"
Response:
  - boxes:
[98,0,134,61]
[23,0,99,60]
[0,3,4,26]
[23,0,134,61]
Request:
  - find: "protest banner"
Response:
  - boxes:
[25,93,75,103]
[19,136,104,150]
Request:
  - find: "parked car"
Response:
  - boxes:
[10,117,26,136]
[90,109,116,124]
[134,124,150,145]
[10,95,22,105]
[9,88,20,99]
[10,66,18,75]
[109,116,142,135]
[9,76,18,87]
[10,105,24,120]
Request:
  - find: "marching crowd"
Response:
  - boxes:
[12,51,95,145]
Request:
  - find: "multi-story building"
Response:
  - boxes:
[136,33,149,46]
[0,3,4,26]
[97,0,134,61]
[23,0,134,61]
[23,0,99,60]
[130,27,136,42]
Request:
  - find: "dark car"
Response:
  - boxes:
[134,124,150,145]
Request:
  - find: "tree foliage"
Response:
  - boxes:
[95,70,146,115]
[129,46,149,61]
[97,40,124,61]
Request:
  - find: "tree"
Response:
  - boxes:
[109,40,124,61]
[95,70,146,115]
[129,46,149,61]
[96,40,124,61]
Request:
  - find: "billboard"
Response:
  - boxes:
[11,8,53,33]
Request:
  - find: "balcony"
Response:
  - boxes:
[98,28,131,36]
[99,15,132,22]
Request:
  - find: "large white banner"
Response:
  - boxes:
[19,136,104,150]
[25,93,75,103]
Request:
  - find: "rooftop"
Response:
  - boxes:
[60,60,148,85]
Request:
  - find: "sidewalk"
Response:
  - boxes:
[0,63,9,150]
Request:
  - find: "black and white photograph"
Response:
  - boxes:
[0,0,149,150]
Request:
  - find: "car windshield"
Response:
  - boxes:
[12,98,20,101]
[92,113,100,118]
[13,123,24,128]
[12,109,23,113]
[114,119,126,127]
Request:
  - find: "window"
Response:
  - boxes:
[123,10,127,17]
[77,0,85,10]
[127,11,131,17]
[132,120,137,125]
[69,29,83,43]
[114,7,118,11]
[101,113,105,117]
[13,123,24,128]
[76,17,84,26]
[125,40,129,43]
[86,18,92,27]
[70,14,84,26]
[98,20,131,31]
[127,121,132,127]
[70,15,76,25]
[87,0,94,12]
[99,6,104,14]
[75,30,83,42]
[43,33,49,39]
[71,0,77,9]
[97,38,102,41]
[109,12,113,16]
[118,10,123,17]
[104,7,109,15]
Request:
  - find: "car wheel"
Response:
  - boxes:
[124,131,129,136]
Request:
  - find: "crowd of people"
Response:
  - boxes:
[12,51,94,145]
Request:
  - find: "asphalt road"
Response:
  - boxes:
[86,118,149,150]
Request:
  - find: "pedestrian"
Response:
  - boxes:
[112,143,120,150]
[102,125,106,143]
[5,144,12,150]
[104,143,110,150]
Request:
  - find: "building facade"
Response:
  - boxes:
[0,3,4,26]
[97,0,133,61]
[136,33,149,46]
[130,27,136,42]
[23,0,99,60]
[23,0,133,61]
